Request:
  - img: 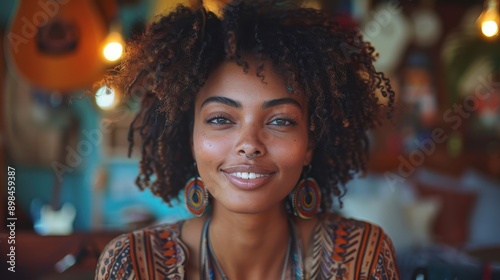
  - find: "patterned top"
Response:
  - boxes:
[95,213,399,280]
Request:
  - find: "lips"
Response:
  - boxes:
[221,165,275,190]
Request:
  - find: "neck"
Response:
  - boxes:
[208,201,291,280]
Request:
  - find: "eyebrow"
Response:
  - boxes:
[200,96,242,109]
[262,98,302,110]
[200,96,302,110]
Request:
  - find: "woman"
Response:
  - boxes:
[96,1,399,279]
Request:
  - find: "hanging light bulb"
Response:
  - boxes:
[477,0,500,38]
[103,21,125,62]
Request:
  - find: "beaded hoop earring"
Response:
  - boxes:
[184,175,208,217]
[290,165,321,219]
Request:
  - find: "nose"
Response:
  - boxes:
[235,123,266,160]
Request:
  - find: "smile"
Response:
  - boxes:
[221,165,275,191]
[229,172,267,180]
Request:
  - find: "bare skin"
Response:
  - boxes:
[181,210,319,280]
[182,59,319,279]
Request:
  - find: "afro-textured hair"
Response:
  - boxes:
[105,0,395,210]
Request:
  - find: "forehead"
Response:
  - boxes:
[196,60,305,106]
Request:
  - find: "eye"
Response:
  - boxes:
[207,116,233,125]
[268,118,297,126]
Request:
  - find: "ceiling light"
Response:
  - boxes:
[477,0,500,38]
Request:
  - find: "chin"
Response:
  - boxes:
[217,198,286,216]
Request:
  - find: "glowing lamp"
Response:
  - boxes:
[477,0,500,38]
[103,22,125,62]
[95,86,117,110]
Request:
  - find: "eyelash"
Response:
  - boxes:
[206,115,297,127]
[206,115,233,125]
[268,118,297,126]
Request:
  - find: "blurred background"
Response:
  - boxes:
[0,0,499,279]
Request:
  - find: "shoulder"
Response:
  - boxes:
[95,221,188,280]
[320,212,390,242]
[308,212,399,280]
[95,233,135,280]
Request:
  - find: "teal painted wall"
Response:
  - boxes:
[15,94,100,231]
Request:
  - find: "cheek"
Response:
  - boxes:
[271,135,310,168]
[192,132,229,167]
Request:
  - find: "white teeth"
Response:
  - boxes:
[230,172,266,179]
